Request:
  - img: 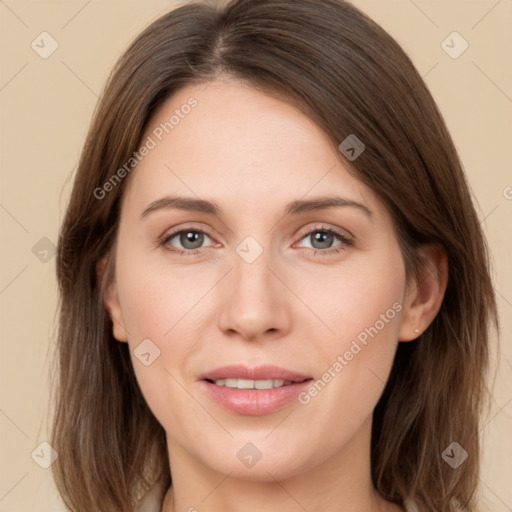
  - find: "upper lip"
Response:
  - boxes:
[200,364,312,382]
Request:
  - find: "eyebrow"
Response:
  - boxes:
[140,195,373,219]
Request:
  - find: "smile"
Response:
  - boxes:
[200,364,313,415]
[207,378,302,389]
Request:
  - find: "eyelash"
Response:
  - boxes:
[159,224,353,258]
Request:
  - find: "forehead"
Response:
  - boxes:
[122,79,381,218]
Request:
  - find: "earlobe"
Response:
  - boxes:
[398,244,448,342]
[97,256,129,343]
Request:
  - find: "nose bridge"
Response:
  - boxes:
[217,234,290,340]
[234,236,273,295]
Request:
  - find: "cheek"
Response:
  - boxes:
[293,244,405,414]
[114,256,207,431]
[303,244,406,352]
[115,244,211,343]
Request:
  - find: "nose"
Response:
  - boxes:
[217,242,292,342]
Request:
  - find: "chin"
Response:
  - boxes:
[198,441,316,482]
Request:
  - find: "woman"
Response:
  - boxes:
[50,0,498,511]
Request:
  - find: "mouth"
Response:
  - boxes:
[200,363,312,383]
[204,377,308,389]
[199,364,313,415]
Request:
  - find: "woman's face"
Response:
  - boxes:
[105,79,412,481]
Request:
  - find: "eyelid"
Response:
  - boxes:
[292,224,353,255]
[295,222,353,242]
[160,223,218,247]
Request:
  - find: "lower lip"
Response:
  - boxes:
[201,379,312,415]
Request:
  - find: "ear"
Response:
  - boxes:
[399,244,448,341]
[97,256,129,343]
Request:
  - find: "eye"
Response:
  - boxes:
[161,228,215,255]
[159,224,353,257]
[295,225,353,256]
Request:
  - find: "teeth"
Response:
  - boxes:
[213,378,293,389]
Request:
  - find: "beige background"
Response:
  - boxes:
[0,0,510,510]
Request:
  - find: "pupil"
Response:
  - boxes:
[182,231,203,249]
[313,231,332,249]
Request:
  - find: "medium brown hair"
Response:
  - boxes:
[50,0,499,510]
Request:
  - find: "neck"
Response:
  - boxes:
[161,416,403,512]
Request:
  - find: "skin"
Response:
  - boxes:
[103,78,447,512]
